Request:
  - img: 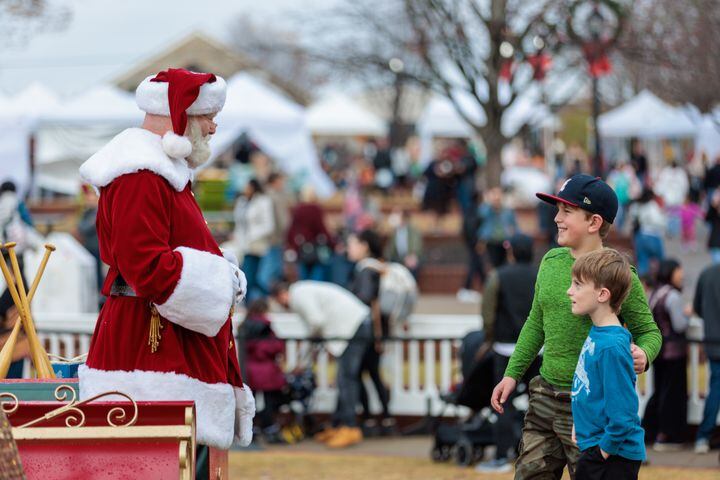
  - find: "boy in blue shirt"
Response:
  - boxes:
[567,249,645,479]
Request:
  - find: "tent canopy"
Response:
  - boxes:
[2,83,61,121]
[209,73,334,197]
[598,90,696,139]
[695,112,720,162]
[306,94,386,137]
[41,85,142,125]
[0,76,333,197]
[416,90,554,139]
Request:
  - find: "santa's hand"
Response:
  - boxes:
[234,384,256,447]
[229,264,247,304]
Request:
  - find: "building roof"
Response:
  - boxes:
[112,31,309,104]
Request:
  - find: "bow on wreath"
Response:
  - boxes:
[582,40,613,77]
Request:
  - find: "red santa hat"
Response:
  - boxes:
[135,68,227,159]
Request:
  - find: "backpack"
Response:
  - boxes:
[357,258,418,324]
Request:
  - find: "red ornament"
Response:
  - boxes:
[499,60,515,82]
[528,53,552,81]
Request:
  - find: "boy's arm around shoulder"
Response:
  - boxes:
[621,268,662,368]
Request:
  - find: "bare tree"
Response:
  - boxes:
[302,0,635,187]
[0,0,72,47]
[228,17,332,105]
[618,0,720,113]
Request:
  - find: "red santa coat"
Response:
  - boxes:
[78,128,253,449]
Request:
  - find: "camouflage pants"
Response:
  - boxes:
[514,376,579,480]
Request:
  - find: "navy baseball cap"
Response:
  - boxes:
[536,174,619,224]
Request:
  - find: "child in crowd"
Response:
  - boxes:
[568,249,645,479]
[491,174,661,478]
[679,191,703,252]
[240,298,287,444]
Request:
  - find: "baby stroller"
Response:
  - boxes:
[430,330,532,467]
[278,343,319,442]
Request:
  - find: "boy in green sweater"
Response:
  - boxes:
[490,174,661,479]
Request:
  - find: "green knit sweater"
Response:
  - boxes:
[505,247,662,388]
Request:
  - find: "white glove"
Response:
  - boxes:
[229,264,247,304]
[222,249,247,303]
[234,384,256,447]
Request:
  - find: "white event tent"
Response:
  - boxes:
[0,83,61,195]
[208,73,334,197]
[0,75,333,197]
[306,94,386,137]
[598,90,696,139]
[35,85,143,194]
[416,90,556,165]
[695,112,720,162]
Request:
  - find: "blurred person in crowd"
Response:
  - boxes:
[476,234,539,473]
[328,226,355,288]
[258,173,291,293]
[346,229,392,432]
[76,184,104,304]
[656,161,689,238]
[452,139,478,216]
[391,144,412,188]
[457,191,485,303]
[373,138,394,193]
[286,187,334,281]
[384,208,423,279]
[628,188,666,276]
[272,280,371,448]
[643,259,690,451]
[239,298,287,444]
[421,147,456,225]
[679,190,704,253]
[233,179,275,302]
[692,261,720,454]
[607,160,640,230]
[478,187,518,269]
[630,140,649,185]
[706,189,720,264]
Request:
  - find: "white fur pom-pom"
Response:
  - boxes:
[161,131,192,159]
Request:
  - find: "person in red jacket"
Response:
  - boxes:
[240,298,287,443]
[77,68,255,450]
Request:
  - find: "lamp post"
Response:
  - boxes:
[588,4,604,177]
[389,57,406,148]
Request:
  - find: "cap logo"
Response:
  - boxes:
[559,179,571,192]
[583,197,592,205]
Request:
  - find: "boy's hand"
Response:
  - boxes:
[491,377,517,414]
[630,344,648,373]
[571,424,576,445]
[600,448,609,460]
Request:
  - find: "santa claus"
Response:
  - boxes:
[77,68,254,449]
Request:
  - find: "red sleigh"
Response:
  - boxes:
[0,382,230,480]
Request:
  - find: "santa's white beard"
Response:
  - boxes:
[186,121,211,168]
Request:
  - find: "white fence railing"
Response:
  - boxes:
[31,312,718,425]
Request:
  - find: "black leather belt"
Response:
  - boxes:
[110,275,138,297]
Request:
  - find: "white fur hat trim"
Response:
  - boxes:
[136,74,227,116]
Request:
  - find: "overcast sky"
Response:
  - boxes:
[0,0,332,97]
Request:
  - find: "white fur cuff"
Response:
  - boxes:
[78,365,235,449]
[234,385,256,447]
[155,247,234,337]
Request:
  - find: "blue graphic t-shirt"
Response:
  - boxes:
[571,325,646,461]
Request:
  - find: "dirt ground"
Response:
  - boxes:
[229,451,719,480]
